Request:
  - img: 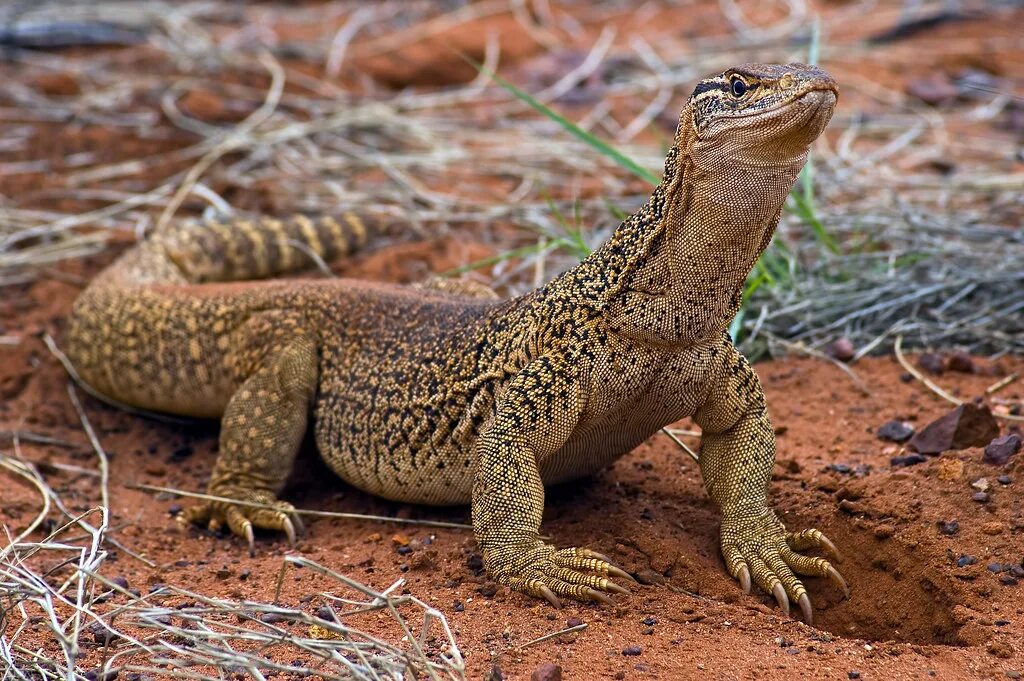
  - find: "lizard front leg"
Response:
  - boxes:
[181,312,316,550]
[693,336,848,623]
[472,354,632,607]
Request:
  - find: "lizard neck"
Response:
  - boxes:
[559,103,808,346]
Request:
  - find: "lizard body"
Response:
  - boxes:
[67,63,847,620]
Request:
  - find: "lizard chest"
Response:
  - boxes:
[539,338,718,484]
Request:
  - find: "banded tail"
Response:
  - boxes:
[92,211,382,289]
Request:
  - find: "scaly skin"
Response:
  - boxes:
[67,63,848,622]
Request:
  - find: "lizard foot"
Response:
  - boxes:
[486,543,634,608]
[178,489,303,553]
[720,509,848,625]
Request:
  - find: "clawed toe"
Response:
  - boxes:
[178,494,301,552]
[494,544,632,607]
[722,515,850,623]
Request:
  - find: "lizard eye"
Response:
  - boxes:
[730,77,748,98]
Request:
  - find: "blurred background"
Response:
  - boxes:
[0,0,1021,357]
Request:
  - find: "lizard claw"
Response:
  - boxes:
[772,582,790,615]
[179,489,300,551]
[737,564,752,594]
[798,593,813,625]
[720,509,848,622]
[539,585,562,609]
[486,542,631,607]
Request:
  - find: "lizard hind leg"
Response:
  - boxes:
[180,320,317,552]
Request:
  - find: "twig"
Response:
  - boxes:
[128,482,474,530]
[517,622,587,650]
[894,336,1024,423]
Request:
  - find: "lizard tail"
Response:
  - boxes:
[91,211,383,288]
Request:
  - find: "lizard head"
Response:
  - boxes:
[682,63,838,164]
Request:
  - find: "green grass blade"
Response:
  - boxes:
[471,63,661,186]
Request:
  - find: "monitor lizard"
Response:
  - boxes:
[67,62,848,623]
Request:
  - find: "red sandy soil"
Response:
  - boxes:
[2,2,1023,679]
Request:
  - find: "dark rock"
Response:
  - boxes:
[957,555,977,567]
[908,404,1000,455]
[566,617,584,628]
[239,568,250,580]
[983,434,1022,466]
[917,353,946,375]
[397,545,412,555]
[642,616,657,626]
[827,337,856,362]
[998,475,1013,485]
[477,583,498,598]
[947,352,975,373]
[938,520,960,536]
[848,672,861,680]
[111,575,129,590]
[906,73,959,106]
[877,420,915,443]
[988,563,1004,573]
[891,453,927,468]
[454,601,464,612]
[315,605,335,621]
[89,622,119,646]
[531,663,562,681]
[1000,574,1018,586]
[260,612,287,624]
[827,463,852,475]
[972,492,990,503]
[465,553,484,572]
[488,665,505,681]
[622,645,643,656]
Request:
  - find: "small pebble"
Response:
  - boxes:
[877,420,914,443]
[998,475,1012,485]
[397,545,412,555]
[453,601,465,613]
[848,672,861,680]
[938,520,960,536]
[988,563,1004,573]
[947,351,975,373]
[315,605,336,621]
[239,568,251,581]
[111,575,129,590]
[1000,574,1018,586]
[973,492,991,503]
[642,616,657,626]
[530,663,561,681]
[957,555,977,567]
[260,612,287,624]
[984,434,1022,466]
[891,453,927,468]
[622,645,643,656]
[827,337,856,362]
[566,617,584,628]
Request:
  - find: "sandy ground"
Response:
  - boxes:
[2,1,1023,679]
